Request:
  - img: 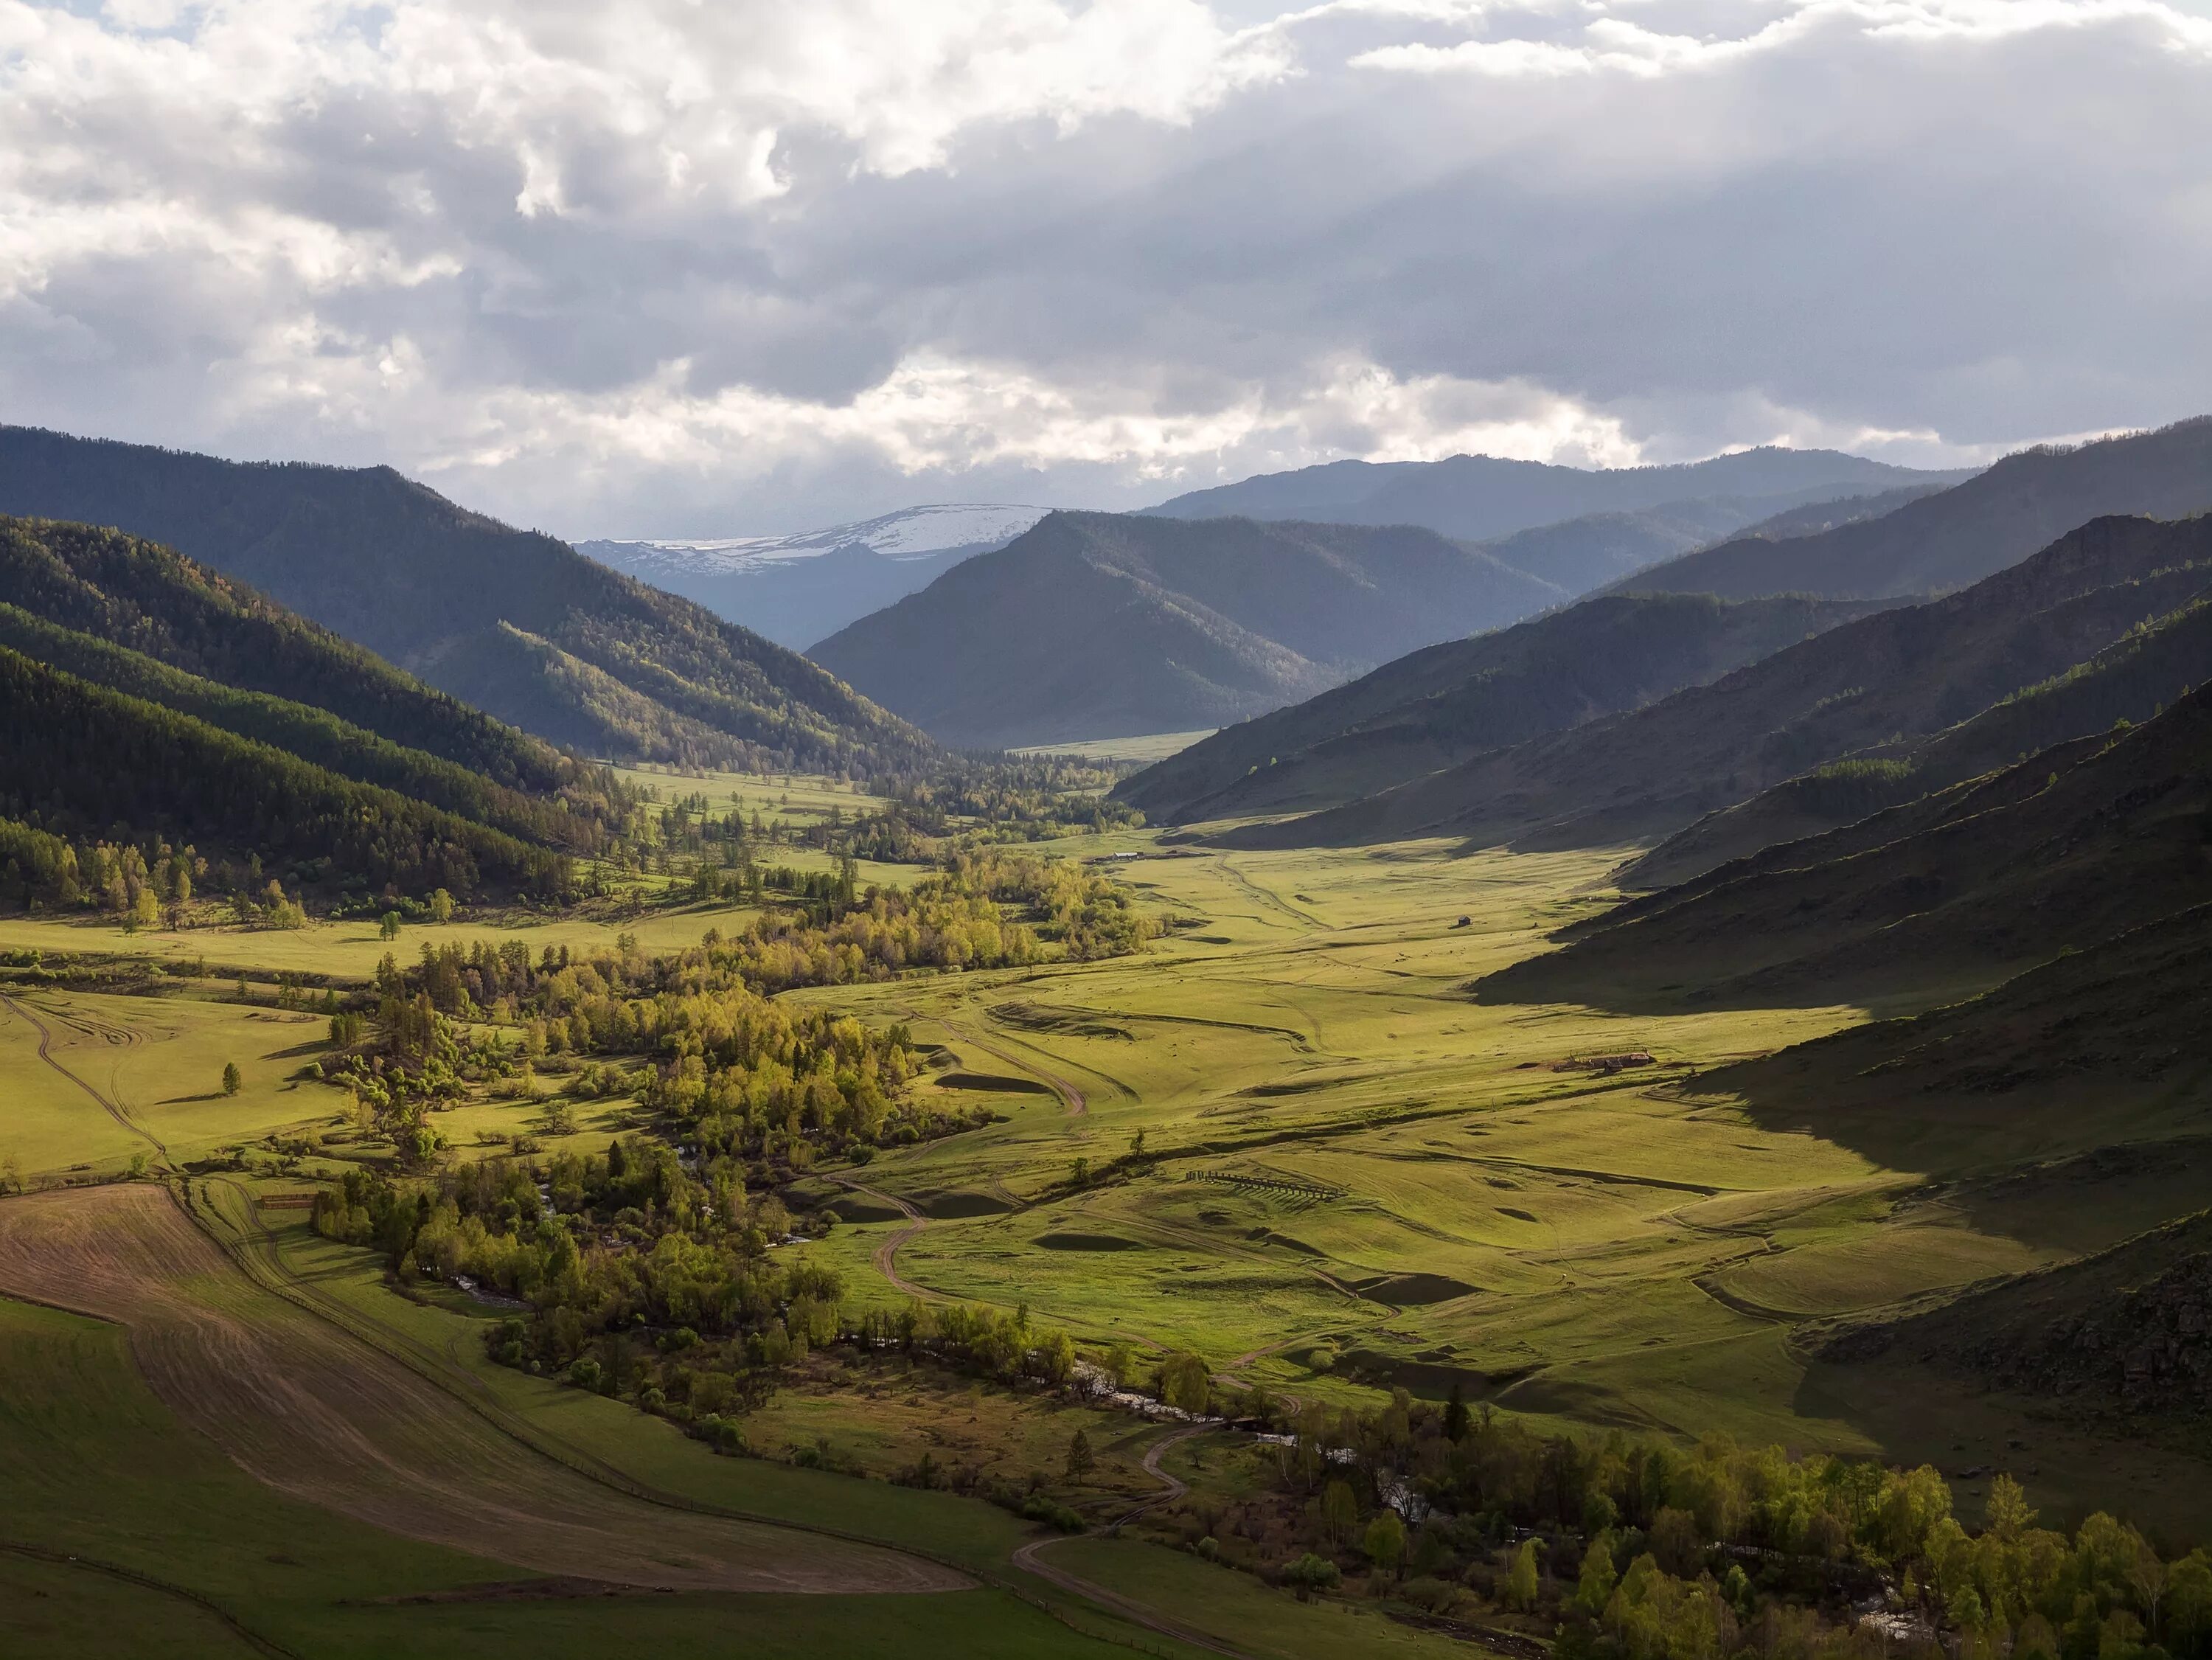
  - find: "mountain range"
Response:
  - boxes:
[1124,423,2212,836]
[807,512,1577,750]
[1144,447,1969,541]
[579,504,1046,650]
[0,426,935,776]
[1208,508,2212,851]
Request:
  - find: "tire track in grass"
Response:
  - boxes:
[1014,1424,1253,1660]
[931,1009,1091,1116]
[826,1176,945,1302]
[0,992,167,1162]
[0,1540,300,1659]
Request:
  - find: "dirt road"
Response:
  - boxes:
[0,991,167,1160]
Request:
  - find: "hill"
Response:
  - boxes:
[1114,592,1885,824]
[1218,513,2212,850]
[580,504,1046,649]
[0,647,569,905]
[0,426,935,775]
[807,511,1568,749]
[1475,681,2212,1013]
[1145,447,1964,541]
[0,516,591,802]
[1701,903,2212,1175]
[1610,416,2212,601]
[1627,590,2212,887]
[0,604,611,857]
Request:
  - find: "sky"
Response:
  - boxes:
[4,1,2211,537]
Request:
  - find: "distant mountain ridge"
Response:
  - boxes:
[1609,417,2212,601]
[1113,591,1888,825]
[1214,512,2212,851]
[580,504,1046,649]
[1146,447,1969,541]
[808,511,1568,750]
[0,426,937,776]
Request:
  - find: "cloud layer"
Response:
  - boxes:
[4,0,2209,533]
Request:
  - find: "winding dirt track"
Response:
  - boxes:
[829,1177,944,1302]
[1013,1423,1251,1659]
[0,1184,959,1596]
[931,1010,1089,1116]
[0,992,167,1159]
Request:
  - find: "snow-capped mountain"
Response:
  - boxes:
[577,504,1048,650]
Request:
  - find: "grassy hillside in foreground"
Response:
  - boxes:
[1627,589,2212,888]
[809,510,1567,749]
[1218,512,2212,851]
[0,427,936,776]
[0,647,571,901]
[1478,683,2212,1013]
[1116,592,1885,824]
[1612,414,2212,601]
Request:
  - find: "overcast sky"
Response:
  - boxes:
[5,1,2211,536]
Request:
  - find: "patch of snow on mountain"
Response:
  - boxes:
[589,504,1046,574]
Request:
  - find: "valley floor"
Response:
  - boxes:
[2,817,2207,1657]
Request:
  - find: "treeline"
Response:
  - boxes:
[0,648,571,905]
[686,850,1154,992]
[1186,1383,2212,1660]
[314,1146,848,1393]
[375,934,978,1161]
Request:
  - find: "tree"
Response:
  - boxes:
[1282,1552,1340,1601]
[0,1153,21,1195]
[1364,1510,1406,1577]
[1158,1351,1211,1414]
[1065,1428,1095,1481]
[1578,1532,1620,1614]
[220,1061,242,1096]
[1506,1539,1543,1611]
[1444,1378,1470,1443]
[1321,1479,1360,1549]
[380,911,402,940]
[428,888,454,924]
[1987,1473,2037,1541]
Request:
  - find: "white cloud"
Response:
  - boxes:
[3,0,2211,535]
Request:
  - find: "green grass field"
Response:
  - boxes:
[6,782,2211,1656]
[1013,730,1216,763]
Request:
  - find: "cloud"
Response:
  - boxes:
[4,0,2211,535]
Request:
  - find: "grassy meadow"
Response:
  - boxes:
[4,782,2210,1657]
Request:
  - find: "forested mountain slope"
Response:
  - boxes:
[1478,682,2212,1011]
[809,511,1566,749]
[0,604,612,855]
[1146,447,1961,541]
[1610,417,2212,601]
[1217,513,2212,850]
[1627,589,2212,887]
[1114,592,1885,824]
[0,427,934,775]
[0,515,578,796]
[0,648,569,905]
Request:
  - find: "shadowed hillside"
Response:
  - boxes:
[1115,592,1885,824]
[0,426,935,775]
[1476,682,2212,1013]
[1629,590,2212,887]
[808,510,1567,749]
[1219,513,2212,851]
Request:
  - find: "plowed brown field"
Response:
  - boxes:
[0,1184,960,1596]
